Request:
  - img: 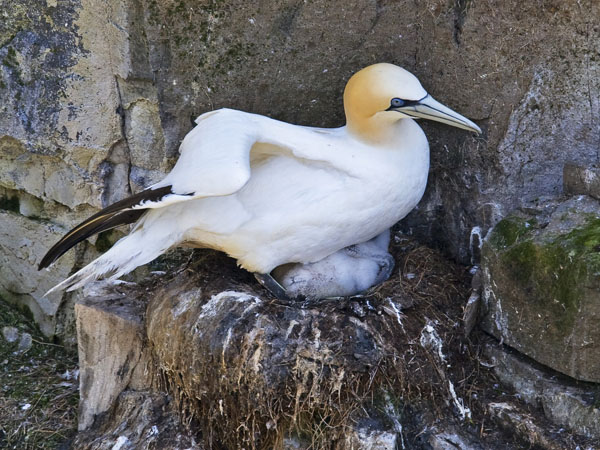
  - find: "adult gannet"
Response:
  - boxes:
[39,63,480,299]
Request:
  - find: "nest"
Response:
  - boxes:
[144,236,474,449]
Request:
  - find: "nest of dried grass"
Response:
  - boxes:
[144,235,476,449]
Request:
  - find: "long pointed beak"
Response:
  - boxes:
[395,94,481,134]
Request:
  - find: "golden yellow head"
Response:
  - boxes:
[343,63,481,142]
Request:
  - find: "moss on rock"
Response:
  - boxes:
[487,216,537,250]
[501,236,585,333]
[0,194,20,213]
[481,197,600,382]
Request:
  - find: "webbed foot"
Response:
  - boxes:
[254,272,294,301]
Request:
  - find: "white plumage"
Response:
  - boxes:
[40,63,480,298]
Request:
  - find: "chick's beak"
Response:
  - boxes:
[393,94,482,134]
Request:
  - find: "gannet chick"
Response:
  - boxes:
[39,63,481,299]
[273,230,394,300]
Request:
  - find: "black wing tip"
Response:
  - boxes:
[39,239,69,270]
[38,259,50,271]
[37,186,175,271]
[38,231,86,271]
[38,255,54,271]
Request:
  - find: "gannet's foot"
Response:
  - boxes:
[254,273,294,302]
[272,230,395,301]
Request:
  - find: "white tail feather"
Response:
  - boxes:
[44,227,177,296]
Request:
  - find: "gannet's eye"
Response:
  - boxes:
[390,98,405,108]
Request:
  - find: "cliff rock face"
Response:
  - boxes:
[2,2,600,446]
[1,0,599,337]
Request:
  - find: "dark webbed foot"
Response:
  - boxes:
[254,273,294,302]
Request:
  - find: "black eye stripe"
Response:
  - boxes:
[389,98,420,109]
[387,94,428,111]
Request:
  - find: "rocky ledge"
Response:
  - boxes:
[71,236,598,449]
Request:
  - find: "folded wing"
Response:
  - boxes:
[38,108,300,270]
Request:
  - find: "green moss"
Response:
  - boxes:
[499,216,600,333]
[95,230,116,252]
[503,240,580,332]
[0,195,20,213]
[488,216,537,249]
[563,217,600,269]
[3,46,25,89]
[2,46,19,69]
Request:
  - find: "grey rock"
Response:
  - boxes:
[397,1,600,262]
[17,332,32,352]
[0,0,153,337]
[342,426,397,450]
[72,391,200,450]
[487,402,566,450]
[75,284,154,430]
[485,342,600,441]
[480,195,600,382]
[125,99,165,171]
[427,430,482,450]
[0,210,80,336]
[564,163,600,200]
[463,290,480,336]
[2,326,19,343]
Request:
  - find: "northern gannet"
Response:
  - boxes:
[39,63,481,299]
